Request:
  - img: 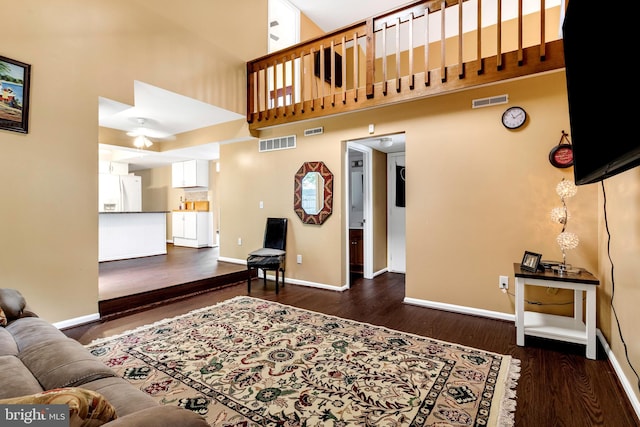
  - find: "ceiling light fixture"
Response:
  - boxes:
[130,118,153,149]
[378,137,393,148]
[133,134,153,149]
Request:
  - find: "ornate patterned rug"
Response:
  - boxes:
[86,296,520,426]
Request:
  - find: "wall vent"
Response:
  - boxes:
[258,135,296,152]
[472,94,509,108]
[304,126,324,136]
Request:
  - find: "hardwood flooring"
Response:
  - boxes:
[66,249,639,426]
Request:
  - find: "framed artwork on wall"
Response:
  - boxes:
[0,55,31,134]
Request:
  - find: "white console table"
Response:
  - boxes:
[514,263,599,359]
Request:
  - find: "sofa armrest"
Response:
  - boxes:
[105,406,209,427]
[0,288,28,322]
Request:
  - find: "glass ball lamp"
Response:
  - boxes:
[551,179,578,273]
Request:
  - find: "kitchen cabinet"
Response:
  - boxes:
[349,228,363,274]
[99,160,129,175]
[172,211,210,248]
[172,160,209,188]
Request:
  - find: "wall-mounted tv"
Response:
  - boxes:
[314,48,342,88]
[562,2,640,185]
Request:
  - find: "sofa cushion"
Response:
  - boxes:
[0,327,18,357]
[0,355,45,398]
[0,288,26,321]
[0,387,117,427]
[19,337,117,390]
[6,316,71,350]
[79,377,158,418]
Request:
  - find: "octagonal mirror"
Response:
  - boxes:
[294,161,333,225]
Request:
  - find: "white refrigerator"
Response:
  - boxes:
[99,174,142,212]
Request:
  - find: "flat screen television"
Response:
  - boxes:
[562,2,640,185]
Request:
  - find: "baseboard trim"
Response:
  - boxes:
[597,329,640,420]
[372,268,388,278]
[261,273,348,292]
[403,297,515,322]
[53,313,100,330]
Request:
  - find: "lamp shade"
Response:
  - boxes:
[556,179,577,198]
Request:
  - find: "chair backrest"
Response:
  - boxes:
[264,218,287,251]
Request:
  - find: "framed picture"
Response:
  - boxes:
[521,251,542,272]
[0,55,31,134]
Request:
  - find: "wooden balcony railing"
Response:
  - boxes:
[246,0,565,131]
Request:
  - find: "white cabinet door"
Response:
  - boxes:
[172,212,185,238]
[171,162,185,188]
[172,160,209,188]
[172,212,209,248]
[183,212,198,239]
[99,161,128,175]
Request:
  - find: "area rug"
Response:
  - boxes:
[86,296,519,426]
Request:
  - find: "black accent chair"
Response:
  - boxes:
[247,218,287,294]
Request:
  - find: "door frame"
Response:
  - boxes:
[345,142,374,283]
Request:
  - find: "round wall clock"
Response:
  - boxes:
[549,131,574,168]
[501,106,527,129]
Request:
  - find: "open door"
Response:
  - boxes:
[387,152,406,273]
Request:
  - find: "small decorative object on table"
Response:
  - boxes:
[520,251,542,272]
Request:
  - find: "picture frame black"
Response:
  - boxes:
[521,251,542,272]
[0,55,31,134]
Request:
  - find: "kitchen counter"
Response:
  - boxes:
[99,212,168,262]
[100,211,169,214]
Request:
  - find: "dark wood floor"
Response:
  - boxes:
[67,248,640,426]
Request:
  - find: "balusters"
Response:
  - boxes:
[477,0,484,75]
[440,1,447,82]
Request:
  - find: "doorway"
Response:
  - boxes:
[346,133,406,283]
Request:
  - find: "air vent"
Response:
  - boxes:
[304,126,324,137]
[472,94,509,109]
[259,135,296,152]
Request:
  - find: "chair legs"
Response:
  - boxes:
[247,267,285,294]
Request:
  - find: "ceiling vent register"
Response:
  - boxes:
[472,94,509,109]
[304,127,324,136]
[259,135,296,152]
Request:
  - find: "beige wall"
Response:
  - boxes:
[597,169,640,403]
[224,71,598,306]
[0,0,267,322]
[2,0,638,406]
[219,70,639,402]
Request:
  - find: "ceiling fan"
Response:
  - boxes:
[126,118,174,149]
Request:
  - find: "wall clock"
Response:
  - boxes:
[549,131,574,168]
[501,106,527,129]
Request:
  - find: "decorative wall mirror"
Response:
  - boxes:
[294,161,333,225]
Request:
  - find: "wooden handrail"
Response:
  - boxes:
[246,0,565,131]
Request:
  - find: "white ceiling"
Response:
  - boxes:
[99,2,411,171]
[287,0,413,32]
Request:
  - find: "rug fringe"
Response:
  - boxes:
[498,357,521,427]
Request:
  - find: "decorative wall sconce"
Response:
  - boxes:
[550,178,579,273]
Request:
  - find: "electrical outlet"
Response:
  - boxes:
[499,275,509,289]
[237,237,242,246]
[296,254,302,264]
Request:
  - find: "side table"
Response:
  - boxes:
[513,263,599,359]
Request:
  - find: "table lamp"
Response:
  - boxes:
[550,178,579,273]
